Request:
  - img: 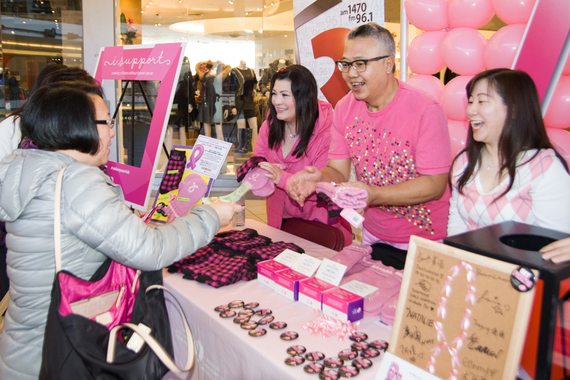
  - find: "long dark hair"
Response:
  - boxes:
[452,68,567,199]
[267,65,319,158]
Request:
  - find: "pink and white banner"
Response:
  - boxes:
[94,43,185,210]
[294,0,384,107]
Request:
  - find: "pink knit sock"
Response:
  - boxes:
[380,292,401,325]
[334,186,367,209]
[330,244,372,275]
[339,266,403,317]
[316,182,336,198]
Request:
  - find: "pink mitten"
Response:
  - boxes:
[165,174,208,223]
[379,291,401,325]
[340,265,402,317]
[330,244,372,275]
[243,167,275,197]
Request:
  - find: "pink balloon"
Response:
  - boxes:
[493,0,536,24]
[441,28,487,75]
[546,128,570,167]
[407,74,445,102]
[544,75,570,129]
[449,0,494,29]
[484,24,526,70]
[441,75,473,121]
[448,119,470,161]
[408,31,447,74]
[404,0,449,31]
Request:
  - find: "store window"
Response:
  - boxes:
[0,0,83,117]
[115,0,295,151]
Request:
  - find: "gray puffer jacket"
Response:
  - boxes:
[0,149,220,379]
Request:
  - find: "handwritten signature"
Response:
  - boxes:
[467,333,503,359]
[477,290,511,315]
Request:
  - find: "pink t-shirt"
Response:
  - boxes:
[329,80,451,243]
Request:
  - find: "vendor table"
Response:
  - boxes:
[162,219,392,380]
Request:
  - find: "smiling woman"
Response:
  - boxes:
[252,65,352,246]
[447,68,570,239]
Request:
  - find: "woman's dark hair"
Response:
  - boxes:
[20,82,104,155]
[267,64,319,158]
[452,68,567,199]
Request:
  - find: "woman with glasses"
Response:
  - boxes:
[253,64,352,246]
[0,82,241,380]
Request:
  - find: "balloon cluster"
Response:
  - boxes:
[545,70,570,166]
[403,0,570,162]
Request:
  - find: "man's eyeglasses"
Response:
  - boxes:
[95,119,115,128]
[335,56,391,73]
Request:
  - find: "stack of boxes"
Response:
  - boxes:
[257,251,377,322]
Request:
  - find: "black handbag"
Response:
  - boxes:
[40,167,194,379]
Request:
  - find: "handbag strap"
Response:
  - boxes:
[106,284,195,373]
[54,167,66,273]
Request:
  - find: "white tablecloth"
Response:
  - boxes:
[163,219,392,380]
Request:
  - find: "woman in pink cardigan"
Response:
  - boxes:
[253,65,352,245]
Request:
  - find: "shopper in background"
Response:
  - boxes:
[0,82,241,379]
[0,64,66,158]
[288,23,451,269]
[253,64,352,246]
[448,69,570,238]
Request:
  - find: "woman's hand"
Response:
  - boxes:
[540,238,570,264]
[258,162,282,185]
[208,200,243,227]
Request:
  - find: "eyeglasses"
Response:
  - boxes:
[95,119,115,128]
[335,56,391,73]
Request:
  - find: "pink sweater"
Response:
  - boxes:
[254,99,352,245]
[329,80,451,243]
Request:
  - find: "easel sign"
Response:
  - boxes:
[94,43,185,210]
[382,236,537,380]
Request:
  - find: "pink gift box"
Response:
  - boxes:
[299,277,336,310]
[274,268,308,301]
[257,260,289,289]
[322,287,364,322]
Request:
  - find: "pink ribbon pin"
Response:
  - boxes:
[186,144,204,170]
